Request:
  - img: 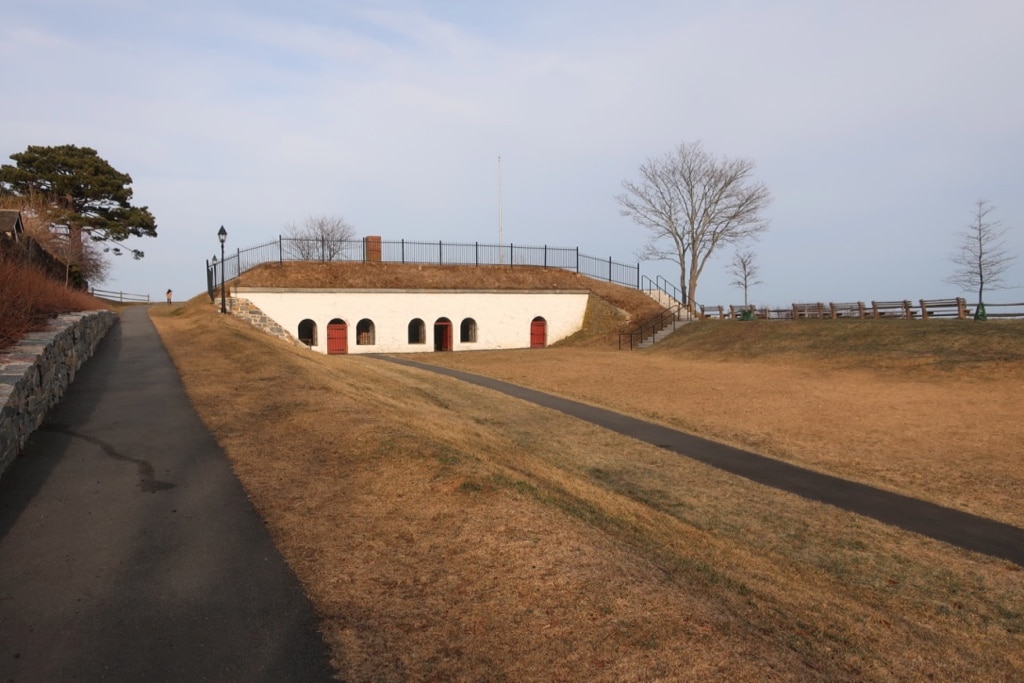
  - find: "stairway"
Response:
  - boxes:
[635,311,693,348]
[630,288,695,348]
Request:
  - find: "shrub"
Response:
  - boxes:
[0,258,107,349]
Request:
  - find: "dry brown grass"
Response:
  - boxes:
[151,296,1024,682]
[0,258,108,349]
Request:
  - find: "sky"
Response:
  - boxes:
[2,0,1022,308]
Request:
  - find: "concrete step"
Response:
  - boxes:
[635,317,693,348]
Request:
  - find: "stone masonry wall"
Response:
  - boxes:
[0,311,117,480]
[228,297,303,347]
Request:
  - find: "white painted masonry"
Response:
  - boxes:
[235,287,590,354]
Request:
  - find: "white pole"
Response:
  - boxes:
[498,155,504,263]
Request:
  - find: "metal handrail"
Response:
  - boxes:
[620,277,699,349]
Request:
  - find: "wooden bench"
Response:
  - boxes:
[829,302,867,318]
[699,304,726,320]
[871,300,915,318]
[792,302,829,319]
[919,297,967,319]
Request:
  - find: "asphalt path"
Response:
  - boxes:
[380,356,1024,568]
[0,306,334,683]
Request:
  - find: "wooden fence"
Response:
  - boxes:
[699,297,1024,320]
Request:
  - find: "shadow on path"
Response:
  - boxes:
[0,306,334,683]
[379,356,1024,568]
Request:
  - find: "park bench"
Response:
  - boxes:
[700,304,726,319]
[871,300,915,318]
[792,302,829,319]
[919,297,968,319]
[829,302,867,318]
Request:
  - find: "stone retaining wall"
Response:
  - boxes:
[0,311,118,480]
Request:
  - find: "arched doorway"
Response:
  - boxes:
[530,316,547,348]
[327,318,348,355]
[434,317,453,352]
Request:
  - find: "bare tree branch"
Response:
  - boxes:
[617,141,771,309]
[283,215,358,261]
[946,199,1016,304]
[0,190,109,285]
[727,249,763,307]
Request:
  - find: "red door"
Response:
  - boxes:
[327,321,348,354]
[530,317,547,348]
[434,319,453,352]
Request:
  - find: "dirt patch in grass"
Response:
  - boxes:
[151,298,1024,681]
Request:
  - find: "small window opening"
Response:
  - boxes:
[460,318,477,343]
[356,318,376,345]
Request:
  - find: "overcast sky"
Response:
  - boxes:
[3,0,1022,307]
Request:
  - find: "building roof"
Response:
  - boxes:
[0,210,25,237]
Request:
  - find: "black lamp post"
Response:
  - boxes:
[211,255,218,304]
[218,225,228,314]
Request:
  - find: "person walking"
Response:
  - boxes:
[166,289,173,305]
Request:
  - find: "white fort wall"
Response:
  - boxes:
[235,287,590,354]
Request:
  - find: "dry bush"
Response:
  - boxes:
[0,194,110,286]
[0,258,108,348]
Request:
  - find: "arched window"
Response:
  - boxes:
[356,318,375,345]
[460,317,477,343]
[408,318,426,344]
[297,319,317,347]
[327,318,347,355]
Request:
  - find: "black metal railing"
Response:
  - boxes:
[205,237,641,301]
[618,275,697,349]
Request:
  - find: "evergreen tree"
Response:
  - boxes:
[0,144,157,259]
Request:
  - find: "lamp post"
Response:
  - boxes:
[211,255,218,303]
[218,226,228,314]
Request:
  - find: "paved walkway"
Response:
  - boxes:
[0,307,334,682]
[381,356,1024,568]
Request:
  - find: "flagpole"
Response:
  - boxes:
[497,155,504,263]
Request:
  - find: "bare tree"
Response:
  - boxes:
[946,199,1016,307]
[617,141,771,311]
[284,215,358,261]
[0,191,109,285]
[727,249,762,307]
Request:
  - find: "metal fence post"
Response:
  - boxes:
[439,240,443,265]
[544,245,548,268]
[576,247,579,273]
[401,239,405,264]
[475,242,479,267]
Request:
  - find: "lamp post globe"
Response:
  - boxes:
[217,226,228,314]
